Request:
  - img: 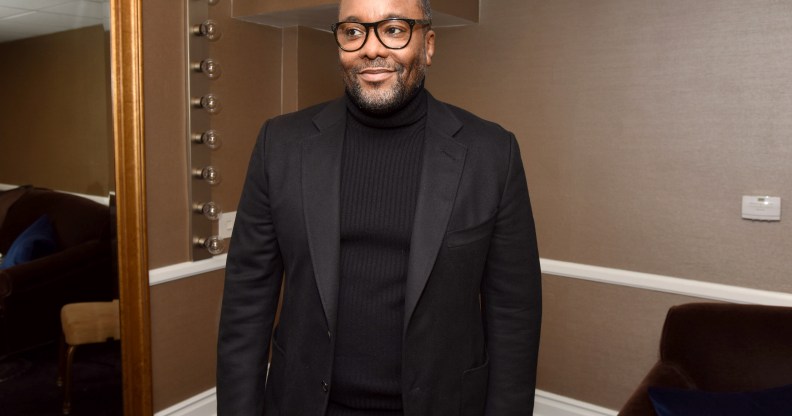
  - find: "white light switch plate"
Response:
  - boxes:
[219,211,236,239]
[742,196,781,221]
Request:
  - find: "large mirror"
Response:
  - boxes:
[0,0,152,414]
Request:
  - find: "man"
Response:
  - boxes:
[217,0,542,414]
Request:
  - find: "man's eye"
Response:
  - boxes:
[345,28,364,38]
[382,25,407,36]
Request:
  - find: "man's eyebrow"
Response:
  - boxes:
[338,14,411,23]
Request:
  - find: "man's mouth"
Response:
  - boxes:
[358,67,395,83]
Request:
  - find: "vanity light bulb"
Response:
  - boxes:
[205,236,225,255]
[194,236,225,255]
[194,58,222,80]
[201,202,222,221]
[201,166,221,185]
[199,129,221,150]
[208,0,220,5]
[193,93,222,115]
[194,166,221,185]
[193,19,222,41]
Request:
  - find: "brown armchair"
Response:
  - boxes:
[619,302,792,415]
[0,187,116,357]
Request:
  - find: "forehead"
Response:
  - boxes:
[338,0,423,21]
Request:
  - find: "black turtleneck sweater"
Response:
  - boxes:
[327,88,428,416]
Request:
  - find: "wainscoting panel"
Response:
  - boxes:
[147,257,791,414]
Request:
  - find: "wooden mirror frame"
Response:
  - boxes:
[111,0,154,414]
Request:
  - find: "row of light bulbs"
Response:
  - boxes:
[191,7,225,256]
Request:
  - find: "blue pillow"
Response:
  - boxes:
[649,384,792,416]
[0,215,58,270]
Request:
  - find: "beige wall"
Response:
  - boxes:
[143,0,190,269]
[142,0,792,412]
[0,25,113,196]
[295,27,345,111]
[427,0,792,409]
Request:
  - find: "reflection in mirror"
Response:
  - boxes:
[0,0,122,414]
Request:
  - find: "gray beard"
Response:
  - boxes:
[343,58,426,115]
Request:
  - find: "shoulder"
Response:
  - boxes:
[428,94,517,156]
[430,94,513,139]
[249,98,345,171]
[263,98,344,137]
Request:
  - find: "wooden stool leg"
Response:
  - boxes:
[62,344,77,415]
[57,335,67,387]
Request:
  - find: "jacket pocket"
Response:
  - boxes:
[446,215,496,248]
[460,358,489,416]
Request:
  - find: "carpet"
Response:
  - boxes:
[0,341,122,415]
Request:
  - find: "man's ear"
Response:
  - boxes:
[424,29,436,66]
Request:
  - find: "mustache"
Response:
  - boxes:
[354,58,403,74]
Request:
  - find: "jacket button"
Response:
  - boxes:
[321,380,329,393]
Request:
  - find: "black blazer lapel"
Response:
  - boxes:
[302,99,346,334]
[404,95,467,334]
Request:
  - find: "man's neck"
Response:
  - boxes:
[345,86,427,129]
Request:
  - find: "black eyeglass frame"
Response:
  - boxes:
[331,18,432,52]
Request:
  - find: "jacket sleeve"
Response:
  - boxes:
[482,133,542,415]
[217,122,284,416]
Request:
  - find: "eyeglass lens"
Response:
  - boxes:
[335,20,413,51]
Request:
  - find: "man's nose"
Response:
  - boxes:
[359,27,387,59]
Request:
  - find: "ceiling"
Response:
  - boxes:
[0,0,109,43]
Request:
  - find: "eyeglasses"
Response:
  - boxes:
[331,18,431,52]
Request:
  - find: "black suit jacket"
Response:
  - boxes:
[218,92,542,416]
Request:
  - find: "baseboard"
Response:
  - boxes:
[0,183,111,206]
[534,390,618,416]
[153,388,616,416]
[155,388,217,416]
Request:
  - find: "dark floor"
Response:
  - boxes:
[0,341,122,416]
